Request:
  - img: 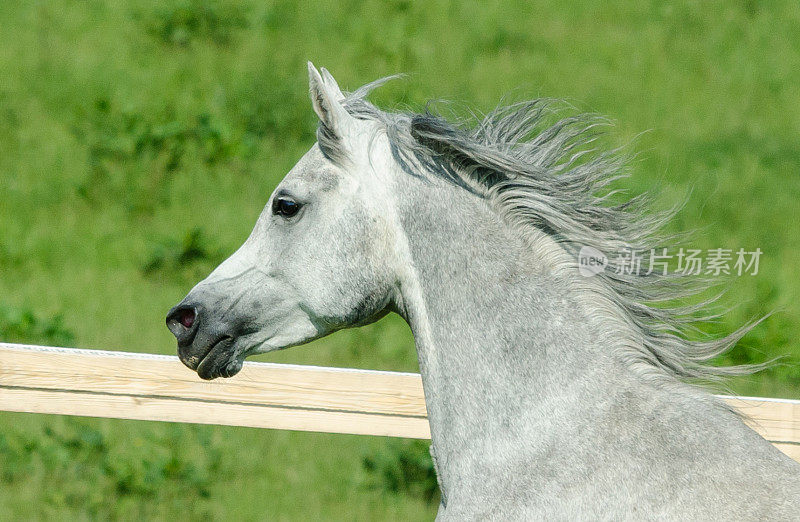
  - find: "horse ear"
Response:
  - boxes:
[308,62,351,135]
[320,67,346,102]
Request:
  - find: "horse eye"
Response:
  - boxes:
[272,197,301,217]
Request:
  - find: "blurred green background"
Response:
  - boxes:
[1,0,798,519]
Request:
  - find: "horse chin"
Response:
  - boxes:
[195,338,243,380]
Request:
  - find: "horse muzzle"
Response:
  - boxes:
[166,301,243,380]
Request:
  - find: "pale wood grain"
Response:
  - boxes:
[0,343,427,417]
[1,343,798,463]
[0,387,432,438]
[723,396,800,445]
[771,442,800,463]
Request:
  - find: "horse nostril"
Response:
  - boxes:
[166,305,200,343]
[178,308,195,329]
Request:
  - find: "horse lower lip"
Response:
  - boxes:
[195,337,234,379]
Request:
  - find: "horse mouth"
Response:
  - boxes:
[182,336,242,380]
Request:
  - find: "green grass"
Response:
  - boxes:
[1,0,798,518]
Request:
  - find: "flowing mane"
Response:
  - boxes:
[324,77,761,384]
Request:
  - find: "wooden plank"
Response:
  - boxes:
[772,443,800,463]
[0,342,428,439]
[0,387,432,439]
[0,343,427,417]
[723,396,800,446]
[1,343,799,462]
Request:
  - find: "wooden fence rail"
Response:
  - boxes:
[1,342,798,463]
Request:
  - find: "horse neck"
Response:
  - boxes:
[392,177,646,483]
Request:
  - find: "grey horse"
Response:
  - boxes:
[166,63,800,519]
